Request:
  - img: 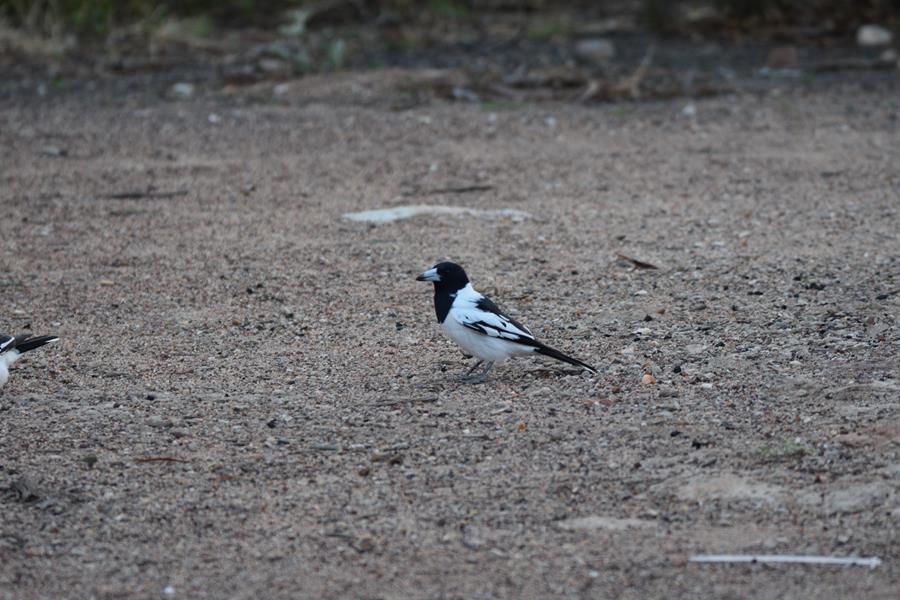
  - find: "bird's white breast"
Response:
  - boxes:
[0,349,20,389]
[439,284,536,363]
[3,349,21,367]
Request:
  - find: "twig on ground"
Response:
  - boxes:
[373,396,439,406]
[583,45,655,102]
[527,368,583,377]
[426,185,495,195]
[100,190,189,200]
[135,457,189,464]
[875,288,900,300]
[622,44,656,99]
[615,253,659,270]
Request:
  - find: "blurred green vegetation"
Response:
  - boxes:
[1,0,898,38]
[0,0,307,36]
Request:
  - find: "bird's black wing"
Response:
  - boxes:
[456,295,540,347]
[453,293,597,372]
[0,334,58,355]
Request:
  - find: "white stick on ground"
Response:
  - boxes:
[689,555,882,568]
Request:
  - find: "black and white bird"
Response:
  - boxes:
[416,262,596,382]
[0,333,59,391]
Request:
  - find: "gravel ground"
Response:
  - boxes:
[1,72,899,599]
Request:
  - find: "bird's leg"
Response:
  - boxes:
[464,361,494,384]
[464,360,484,376]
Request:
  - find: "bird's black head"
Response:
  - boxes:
[416,261,470,292]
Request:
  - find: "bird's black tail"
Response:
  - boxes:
[534,344,596,373]
[13,335,59,354]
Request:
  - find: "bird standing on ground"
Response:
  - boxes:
[416,262,596,383]
[0,333,59,390]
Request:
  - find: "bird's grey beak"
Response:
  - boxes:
[416,267,440,282]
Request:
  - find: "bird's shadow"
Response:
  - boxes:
[412,364,585,390]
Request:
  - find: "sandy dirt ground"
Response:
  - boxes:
[1,71,899,599]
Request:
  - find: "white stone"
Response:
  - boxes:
[857,25,893,47]
[342,205,530,223]
[170,82,194,99]
[575,38,616,62]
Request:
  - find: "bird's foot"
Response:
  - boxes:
[458,361,494,384]
[461,373,490,385]
[457,360,483,381]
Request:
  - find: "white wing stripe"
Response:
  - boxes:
[465,320,529,340]
[453,308,535,342]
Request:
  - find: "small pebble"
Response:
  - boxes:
[40,145,67,157]
[170,82,194,98]
[147,415,172,428]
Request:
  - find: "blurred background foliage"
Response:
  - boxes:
[1,0,898,39]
